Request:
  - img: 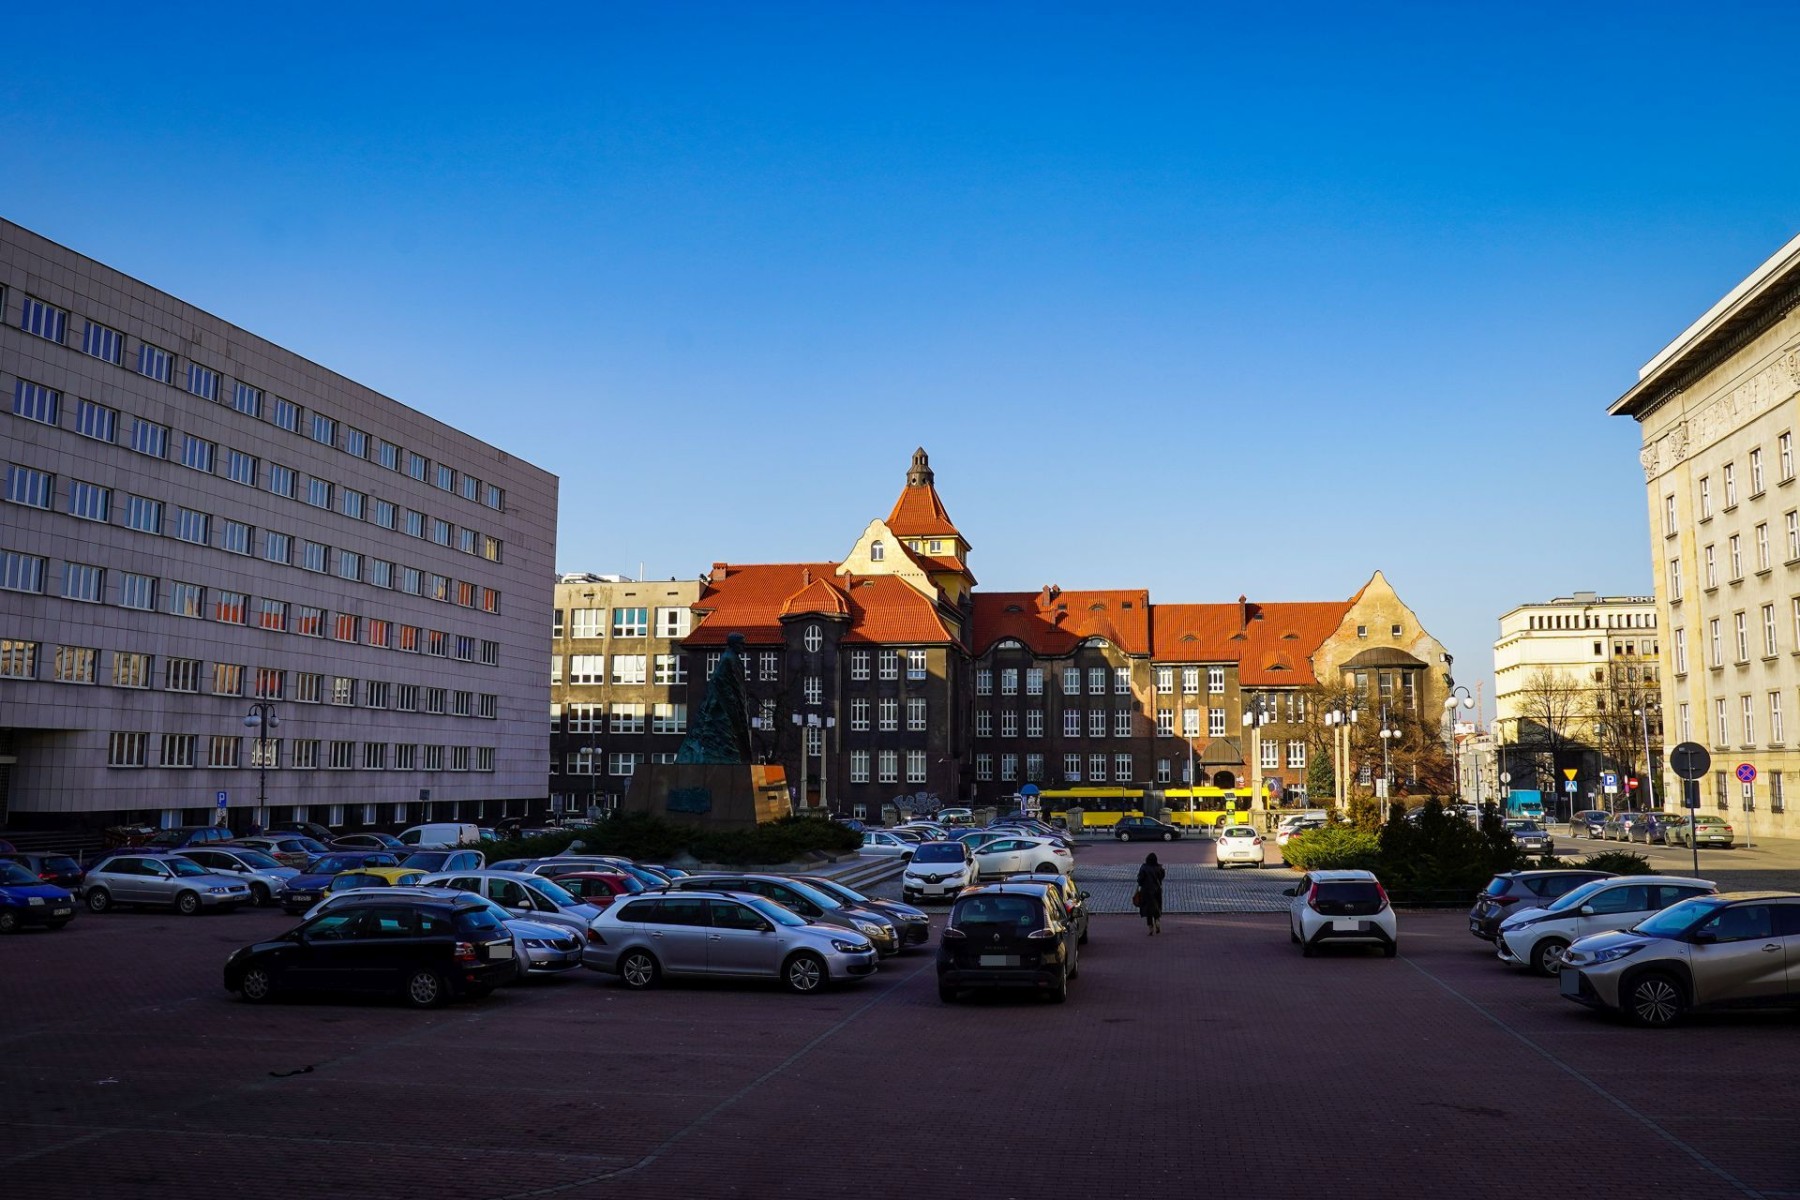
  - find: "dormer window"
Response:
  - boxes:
[929,539,943,553]
[870,541,885,561]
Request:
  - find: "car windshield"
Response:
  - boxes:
[233,850,283,869]
[1546,879,1610,913]
[524,878,578,907]
[331,874,384,890]
[1631,897,1725,937]
[745,897,808,927]
[779,879,844,910]
[1506,821,1541,833]
[0,862,40,885]
[170,859,210,877]
[1694,817,1726,827]
[913,843,965,863]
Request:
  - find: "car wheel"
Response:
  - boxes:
[783,952,827,994]
[238,966,276,1003]
[900,852,913,862]
[1531,938,1569,977]
[1035,862,1057,874]
[86,889,112,913]
[175,891,202,916]
[1161,831,1173,842]
[1047,966,1068,1004]
[1625,972,1686,1027]
[1078,928,1088,945]
[1119,831,1132,842]
[938,982,958,1003]
[403,969,447,1008]
[619,950,659,990]
[250,883,270,906]
[1301,938,1316,957]
[0,911,17,934]
[1383,940,1399,959]
[1290,924,1300,944]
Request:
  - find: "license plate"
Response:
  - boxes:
[978,954,1020,967]
[52,908,72,917]
[1469,919,1481,933]
[1559,969,1581,996]
[1331,919,1362,931]
[488,943,514,960]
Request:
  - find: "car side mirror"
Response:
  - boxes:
[1579,905,1595,916]
[1079,891,1091,901]
[757,920,774,933]
[1281,886,1298,897]
[1688,930,1716,945]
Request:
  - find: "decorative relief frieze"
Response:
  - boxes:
[1642,342,1800,480]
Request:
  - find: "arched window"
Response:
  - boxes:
[804,624,822,653]
[870,541,885,561]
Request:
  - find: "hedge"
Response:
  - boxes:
[1280,825,1381,872]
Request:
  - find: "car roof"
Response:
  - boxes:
[1588,875,1714,889]
[1499,868,1612,879]
[1303,869,1379,881]
[952,883,1049,899]
[1709,890,1800,902]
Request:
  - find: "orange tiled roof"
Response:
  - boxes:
[1148,604,1247,662]
[689,562,958,647]
[970,588,1152,657]
[886,483,960,539]
[1148,599,1351,684]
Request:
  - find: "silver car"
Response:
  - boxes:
[171,847,298,906]
[583,889,877,993]
[302,887,585,979]
[82,853,253,915]
[412,869,602,938]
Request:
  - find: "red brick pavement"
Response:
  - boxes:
[0,907,1792,1199]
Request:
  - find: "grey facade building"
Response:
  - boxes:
[0,219,557,832]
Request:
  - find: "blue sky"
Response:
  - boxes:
[8,2,1800,713]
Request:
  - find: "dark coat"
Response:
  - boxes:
[1136,860,1166,918]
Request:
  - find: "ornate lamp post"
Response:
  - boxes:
[241,702,280,826]
[1378,705,1403,821]
[1634,699,1659,812]
[1323,701,1359,812]
[1444,685,1475,802]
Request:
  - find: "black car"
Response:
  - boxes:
[144,826,237,851]
[0,851,86,891]
[1002,872,1092,946]
[268,820,338,844]
[1570,810,1610,839]
[937,883,1078,1003]
[1467,869,1616,941]
[223,893,515,1007]
[794,875,932,949]
[1113,816,1182,843]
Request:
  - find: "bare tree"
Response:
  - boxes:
[1509,666,1590,795]
[1591,662,1660,806]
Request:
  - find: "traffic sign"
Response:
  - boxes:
[1669,742,1711,781]
[1736,762,1757,784]
[1563,768,1579,781]
[1563,780,1577,793]
[1601,771,1619,794]
[1499,771,1512,784]
[215,790,228,809]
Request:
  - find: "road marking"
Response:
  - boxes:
[1402,957,1766,1199]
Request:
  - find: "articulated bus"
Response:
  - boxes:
[1041,786,1273,829]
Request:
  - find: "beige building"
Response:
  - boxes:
[1492,593,1662,812]
[1613,233,1800,836]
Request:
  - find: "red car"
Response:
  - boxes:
[550,871,642,909]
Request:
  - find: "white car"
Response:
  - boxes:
[411,869,605,938]
[1214,825,1266,868]
[902,841,977,902]
[859,831,915,860]
[1285,870,1399,957]
[1495,875,1716,976]
[1274,820,1325,848]
[971,837,1073,878]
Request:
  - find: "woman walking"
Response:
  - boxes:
[1136,851,1166,935]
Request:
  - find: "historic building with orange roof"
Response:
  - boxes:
[549,450,1453,815]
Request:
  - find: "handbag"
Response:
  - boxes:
[1131,887,1143,907]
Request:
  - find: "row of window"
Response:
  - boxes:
[3,452,504,614]
[556,703,689,735]
[0,555,502,664]
[1670,514,1800,601]
[973,752,1138,784]
[1665,438,1793,537]
[555,607,691,639]
[1526,610,1657,631]
[1708,770,1787,813]
[1674,598,1800,673]
[12,291,506,511]
[105,731,496,772]
[1,639,500,712]
[977,665,1143,696]
[557,750,665,777]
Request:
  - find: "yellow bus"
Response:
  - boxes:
[1040,786,1274,829]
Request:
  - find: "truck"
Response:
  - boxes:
[1503,790,1545,821]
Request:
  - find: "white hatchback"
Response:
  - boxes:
[1285,870,1399,957]
[902,841,977,902]
[971,837,1073,878]
[1214,825,1266,868]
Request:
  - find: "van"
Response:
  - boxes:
[1275,810,1329,832]
[397,823,481,849]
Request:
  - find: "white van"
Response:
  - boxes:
[397,822,481,849]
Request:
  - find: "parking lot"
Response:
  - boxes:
[3,899,1795,1199]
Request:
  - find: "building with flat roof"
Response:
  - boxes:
[0,219,557,833]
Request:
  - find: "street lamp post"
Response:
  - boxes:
[1443,685,1475,803]
[1323,701,1359,813]
[1634,700,1659,812]
[241,702,280,829]
[1243,693,1274,821]
[1378,705,1403,821]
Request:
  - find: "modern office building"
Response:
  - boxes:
[1492,593,1662,811]
[1613,231,1800,837]
[0,219,557,832]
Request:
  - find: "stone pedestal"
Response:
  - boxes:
[622,763,790,830]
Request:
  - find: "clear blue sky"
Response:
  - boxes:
[9,2,1800,714]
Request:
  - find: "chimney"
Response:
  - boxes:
[802,567,812,586]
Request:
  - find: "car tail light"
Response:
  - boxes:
[1252,837,1263,846]
[1305,884,1320,911]
[942,927,965,940]
[1375,883,1391,910]
[1495,894,1525,907]
[1026,928,1057,940]
[454,941,478,963]
[586,927,606,944]
[1723,826,1733,833]
[1053,847,1069,856]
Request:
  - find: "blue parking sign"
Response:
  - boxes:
[216,790,228,808]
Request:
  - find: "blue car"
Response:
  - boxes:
[277,851,402,914]
[0,859,77,932]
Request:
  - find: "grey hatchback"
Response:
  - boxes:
[83,853,253,914]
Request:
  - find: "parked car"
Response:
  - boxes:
[144,826,238,852]
[1570,810,1611,839]
[173,847,299,906]
[551,871,644,909]
[1003,871,1091,945]
[1632,813,1686,846]
[1559,891,1800,1025]
[1667,815,1735,849]
[0,860,76,932]
[299,887,585,981]
[583,890,878,993]
[397,822,482,849]
[898,822,950,841]
[82,853,253,914]
[989,822,1075,849]
[0,851,85,891]
[1285,870,1399,957]
[937,883,1078,1003]
[859,831,916,860]
[1468,869,1616,941]
[952,830,1012,853]
[901,841,977,903]
[1215,824,1267,869]
[523,857,678,890]
[325,870,427,894]
[792,875,932,949]
[1496,876,1716,976]
[887,827,930,844]
[266,821,337,844]
[935,808,975,826]
[223,892,516,1007]
[330,832,409,852]
[1503,819,1554,855]
[1275,820,1327,848]
[277,852,404,913]
[971,837,1073,879]
[1113,816,1183,843]
[669,873,900,956]
[231,835,332,869]
[399,849,486,873]
[1603,812,1650,842]
[415,870,603,937]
